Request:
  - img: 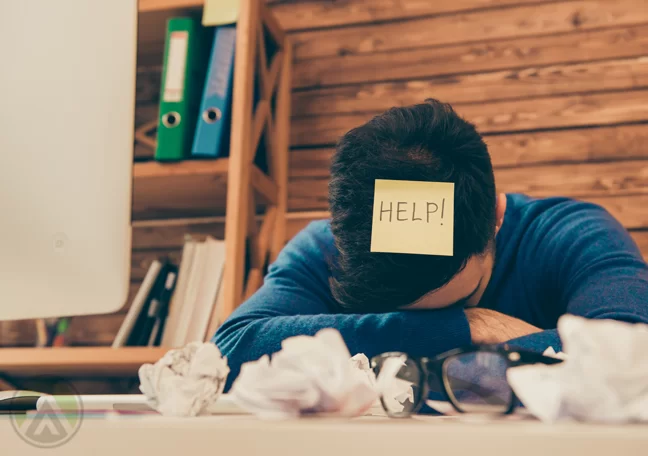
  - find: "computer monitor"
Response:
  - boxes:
[0,1,138,320]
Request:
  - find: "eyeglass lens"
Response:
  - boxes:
[443,351,513,413]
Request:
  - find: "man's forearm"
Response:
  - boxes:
[215,304,472,391]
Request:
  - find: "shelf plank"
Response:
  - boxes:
[133,159,230,220]
[132,159,276,220]
[134,158,230,179]
[138,0,203,13]
[0,347,168,377]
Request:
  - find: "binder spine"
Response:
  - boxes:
[191,26,236,158]
[155,17,209,162]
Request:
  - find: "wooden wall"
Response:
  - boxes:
[278,0,648,254]
[3,0,647,347]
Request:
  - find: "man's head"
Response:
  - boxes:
[328,99,505,313]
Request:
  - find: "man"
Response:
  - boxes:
[214,99,648,389]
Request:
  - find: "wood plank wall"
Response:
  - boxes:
[3,0,647,347]
[279,0,648,258]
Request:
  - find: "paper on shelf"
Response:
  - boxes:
[202,0,238,26]
[507,315,648,423]
[139,342,230,417]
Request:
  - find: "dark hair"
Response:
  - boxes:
[328,99,496,312]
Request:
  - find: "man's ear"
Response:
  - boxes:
[495,193,507,233]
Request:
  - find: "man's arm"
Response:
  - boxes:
[465,308,541,344]
[213,221,471,390]
[497,202,648,352]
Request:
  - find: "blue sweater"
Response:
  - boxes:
[214,194,648,390]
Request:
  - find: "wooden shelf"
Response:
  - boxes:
[138,0,203,13]
[133,0,290,343]
[132,159,277,220]
[0,347,168,377]
[134,157,230,178]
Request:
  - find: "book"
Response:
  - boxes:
[191,25,236,158]
[158,236,227,347]
[127,261,177,347]
[183,237,226,343]
[160,239,197,347]
[169,242,208,346]
[147,266,179,346]
[112,260,162,348]
[154,16,211,161]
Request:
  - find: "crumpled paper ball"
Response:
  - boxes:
[229,329,379,419]
[349,353,414,414]
[507,315,648,423]
[139,342,230,417]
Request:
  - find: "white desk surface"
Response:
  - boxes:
[1,413,647,456]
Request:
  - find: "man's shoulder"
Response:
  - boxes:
[276,218,336,266]
[506,194,614,226]
[292,219,334,249]
[301,218,333,237]
[264,219,336,292]
[503,193,626,250]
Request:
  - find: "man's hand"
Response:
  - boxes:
[465,308,541,345]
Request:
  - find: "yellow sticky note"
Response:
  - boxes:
[370,179,454,256]
[203,0,239,26]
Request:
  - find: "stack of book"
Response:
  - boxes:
[112,236,226,348]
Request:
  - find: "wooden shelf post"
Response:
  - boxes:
[222,0,291,320]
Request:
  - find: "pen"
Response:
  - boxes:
[52,318,70,347]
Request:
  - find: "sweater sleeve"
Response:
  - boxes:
[213,221,471,390]
[506,201,648,352]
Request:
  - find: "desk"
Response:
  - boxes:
[1,414,646,456]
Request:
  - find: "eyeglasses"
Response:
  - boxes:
[371,345,562,417]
